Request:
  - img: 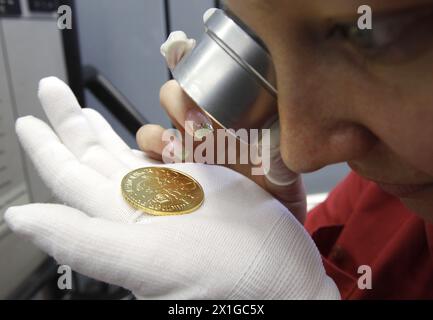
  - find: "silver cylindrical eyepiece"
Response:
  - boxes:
[172,9,278,132]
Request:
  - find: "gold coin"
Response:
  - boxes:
[121,167,204,216]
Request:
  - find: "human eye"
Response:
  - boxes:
[327,6,433,63]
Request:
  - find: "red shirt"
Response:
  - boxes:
[305,171,433,299]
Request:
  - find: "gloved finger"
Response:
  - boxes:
[160,31,196,71]
[82,108,160,168]
[159,80,194,129]
[262,121,298,187]
[38,77,128,180]
[4,204,158,295]
[136,124,167,159]
[136,124,186,162]
[160,80,215,140]
[159,81,261,170]
[16,116,142,223]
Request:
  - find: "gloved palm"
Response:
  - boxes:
[5,78,339,300]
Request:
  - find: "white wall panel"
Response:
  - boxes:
[2,18,67,203]
[75,0,171,148]
[168,0,215,40]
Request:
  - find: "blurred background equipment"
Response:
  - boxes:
[0,0,349,299]
[0,0,70,299]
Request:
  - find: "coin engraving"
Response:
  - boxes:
[121,167,204,216]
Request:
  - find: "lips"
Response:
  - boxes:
[375,182,433,198]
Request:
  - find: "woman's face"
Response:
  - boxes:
[227,0,433,222]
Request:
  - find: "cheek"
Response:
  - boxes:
[362,65,433,178]
[371,111,433,178]
[364,47,433,175]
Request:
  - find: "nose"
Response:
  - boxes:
[272,48,378,173]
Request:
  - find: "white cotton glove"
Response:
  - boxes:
[5,77,339,300]
[160,9,217,71]
[160,31,196,71]
[261,119,299,186]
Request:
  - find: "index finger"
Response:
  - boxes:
[160,80,218,140]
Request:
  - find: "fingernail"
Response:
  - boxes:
[185,109,214,141]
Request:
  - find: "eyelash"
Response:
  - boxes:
[327,8,433,57]
[331,10,433,67]
[328,23,390,52]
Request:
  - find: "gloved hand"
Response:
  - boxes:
[146,11,306,222]
[5,77,339,300]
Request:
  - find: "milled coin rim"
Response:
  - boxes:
[121,167,205,216]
